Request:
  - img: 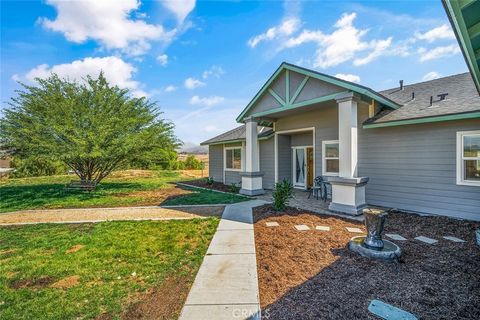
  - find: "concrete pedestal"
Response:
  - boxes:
[239,172,265,196]
[328,176,369,216]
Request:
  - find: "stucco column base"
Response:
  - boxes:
[239,172,265,196]
[328,177,369,216]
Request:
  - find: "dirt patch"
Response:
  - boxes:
[253,205,480,320]
[122,276,192,320]
[51,275,80,289]
[10,276,55,289]
[121,186,192,205]
[109,170,156,179]
[0,249,17,256]
[180,179,237,193]
[65,245,85,254]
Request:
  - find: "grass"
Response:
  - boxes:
[162,186,250,206]
[0,170,247,213]
[0,218,219,319]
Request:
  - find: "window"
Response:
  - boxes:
[322,140,339,176]
[457,131,480,186]
[225,147,242,171]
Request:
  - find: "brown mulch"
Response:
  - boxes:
[180,179,235,193]
[121,276,192,320]
[253,205,480,320]
[50,275,80,289]
[10,276,55,289]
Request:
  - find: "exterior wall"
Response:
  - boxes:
[225,171,241,185]
[291,132,313,147]
[260,137,275,189]
[208,144,224,182]
[358,116,480,221]
[277,135,292,183]
[275,104,339,179]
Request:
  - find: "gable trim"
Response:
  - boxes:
[363,111,480,129]
[236,62,401,123]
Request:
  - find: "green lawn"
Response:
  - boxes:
[162,186,250,206]
[0,170,248,213]
[0,219,219,319]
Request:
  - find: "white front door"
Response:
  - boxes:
[293,147,306,188]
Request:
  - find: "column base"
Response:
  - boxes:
[239,172,264,196]
[328,177,369,216]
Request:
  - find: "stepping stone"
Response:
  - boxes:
[385,233,407,241]
[265,221,279,227]
[294,224,310,231]
[315,226,330,231]
[415,236,438,244]
[346,227,363,233]
[443,236,466,243]
[368,299,417,320]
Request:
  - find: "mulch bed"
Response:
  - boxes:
[179,179,236,193]
[253,205,480,320]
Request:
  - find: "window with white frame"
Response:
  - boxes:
[322,140,339,176]
[457,131,480,186]
[225,147,242,170]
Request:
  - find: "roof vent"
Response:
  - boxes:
[411,92,415,100]
[430,96,433,106]
[399,80,404,91]
[437,93,448,101]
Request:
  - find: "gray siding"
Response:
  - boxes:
[225,171,241,185]
[291,132,313,146]
[358,116,480,220]
[260,137,275,189]
[208,145,223,182]
[277,135,292,182]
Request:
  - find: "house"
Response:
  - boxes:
[201,62,480,220]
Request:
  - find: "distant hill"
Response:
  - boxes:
[177,142,208,154]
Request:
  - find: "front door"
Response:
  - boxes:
[293,147,307,188]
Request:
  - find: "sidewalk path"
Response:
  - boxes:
[180,200,268,320]
[0,205,224,225]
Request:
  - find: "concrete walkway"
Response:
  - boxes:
[180,200,268,320]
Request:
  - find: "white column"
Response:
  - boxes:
[337,93,358,178]
[240,117,264,196]
[328,92,368,216]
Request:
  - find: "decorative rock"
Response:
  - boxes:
[385,233,407,241]
[368,299,418,320]
[346,227,363,233]
[315,226,330,231]
[442,236,466,243]
[414,236,437,244]
[265,222,279,227]
[348,236,401,261]
[294,225,310,231]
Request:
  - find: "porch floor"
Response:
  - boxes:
[255,189,364,221]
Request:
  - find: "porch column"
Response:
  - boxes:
[328,92,369,215]
[239,117,265,196]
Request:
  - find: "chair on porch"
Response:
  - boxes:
[308,176,332,202]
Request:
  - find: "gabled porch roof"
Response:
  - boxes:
[236,62,401,123]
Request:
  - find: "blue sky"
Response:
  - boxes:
[0,0,468,145]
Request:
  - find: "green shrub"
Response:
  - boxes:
[183,155,204,170]
[229,183,240,193]
[272,178,294,211]
[205,177,214,185]
[11,156,67,177]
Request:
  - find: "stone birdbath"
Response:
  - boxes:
[348,208,401,261]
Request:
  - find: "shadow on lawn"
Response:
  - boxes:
[254,207,480,320]
[0,181,143,212]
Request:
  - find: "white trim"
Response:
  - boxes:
[322,140,340,177]
[274,127,315,185]
[224,146,243,172]
[292,147,306,188]
[456,130,480,186]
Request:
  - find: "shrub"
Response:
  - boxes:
[205,177,214,185]
[11,156,67,178]
[272,178,294,211]
[229,183,240,193]
[183,155,204,170]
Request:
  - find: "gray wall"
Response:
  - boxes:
[358,112,480,220]
[277,135,292,183]
[291,132,313,146]
[225,171,241,185]
[260,137,275,189]
[208,144,223,182]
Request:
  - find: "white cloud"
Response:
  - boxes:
[189,95,224,106]
[415,24,455,43]
[418,44,461,62]
[40,0,173,56]
[157,54,168,66]
[165,85,176,92]
[184,77,205,89]
[23,56,146,97]
[204,125,222,133]
[422,71,442,81]
[282,13,393,68]
[202,66,225,79]
[334,73,360,83]
[247,18,300,48]
[160,0,196,23]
